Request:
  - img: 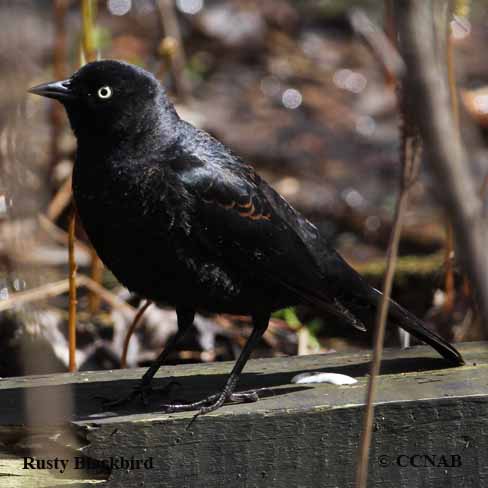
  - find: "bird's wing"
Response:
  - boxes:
[172,131,465,365]
[176,132,367,321]
[182,163,320,285]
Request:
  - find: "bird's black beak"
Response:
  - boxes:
[28,79,74,101]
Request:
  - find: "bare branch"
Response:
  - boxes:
[121,300,152,368]
[156,0,192,101]
[349,9,405,79]
[67,209,77,372]
[355,3,424,484]
[0,274,136,316]
[355,73,422,488]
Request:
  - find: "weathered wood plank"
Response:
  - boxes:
[0,342,487,487]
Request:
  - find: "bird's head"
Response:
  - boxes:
[29,60,177,142]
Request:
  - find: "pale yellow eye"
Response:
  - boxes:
[97,86,112,99]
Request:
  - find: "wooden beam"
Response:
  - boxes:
[0,342,486,487]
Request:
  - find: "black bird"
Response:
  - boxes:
[29,60,464,414]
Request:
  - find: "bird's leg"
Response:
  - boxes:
[101,308,195,408]
[158,312,270,415]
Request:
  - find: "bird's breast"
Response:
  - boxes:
[71,157,238,305]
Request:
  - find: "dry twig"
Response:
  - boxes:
[156,0,192,101]
[121,300,152,368]
[46,174,72,221]
[349,8,404,81]
[80,275,136,315]
[88,248,103,314]
[0,274,136,316]
[49,0,68,178]
[67,208,77,371]
[355,3,422,485]
[355,103,422,487]
[81,0,97,62]
[38,213,91,254]
[443,9,461,314]
[0,278,73,312]
[65,0,98,371]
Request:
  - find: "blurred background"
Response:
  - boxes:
[0,0,486,378]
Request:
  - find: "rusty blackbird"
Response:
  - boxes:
[29,60,464,414]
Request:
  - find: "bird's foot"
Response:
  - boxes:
[157,387,266,416]
[197,388,261,415]
[97,379,179,409]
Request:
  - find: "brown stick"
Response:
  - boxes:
[355,123,422,487]
[355,3,423,485]
[81,275,136,315]
[383,0,397,89]
[81,0,97,62]
[443,19,460,314]
[349,7,404,81]
[480,174,488,202]
[38,213,91,254]
[355,136,422,485]
[49,0,68,179]
[88,249,103,314]
[46,174,72,221]
[68,209,77,372]
[120,300,152,368]
[0,274,136,315]
[79,0,104,316]
[156,0,191,101]
[443,222,456,312]
[0,279,72,312]
[65,0,98,373]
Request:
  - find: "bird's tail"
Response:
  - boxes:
[369,287,464,366]
[272,250,464,366]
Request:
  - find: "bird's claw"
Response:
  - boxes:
[227,388,262,403]
[157,387,265,416]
